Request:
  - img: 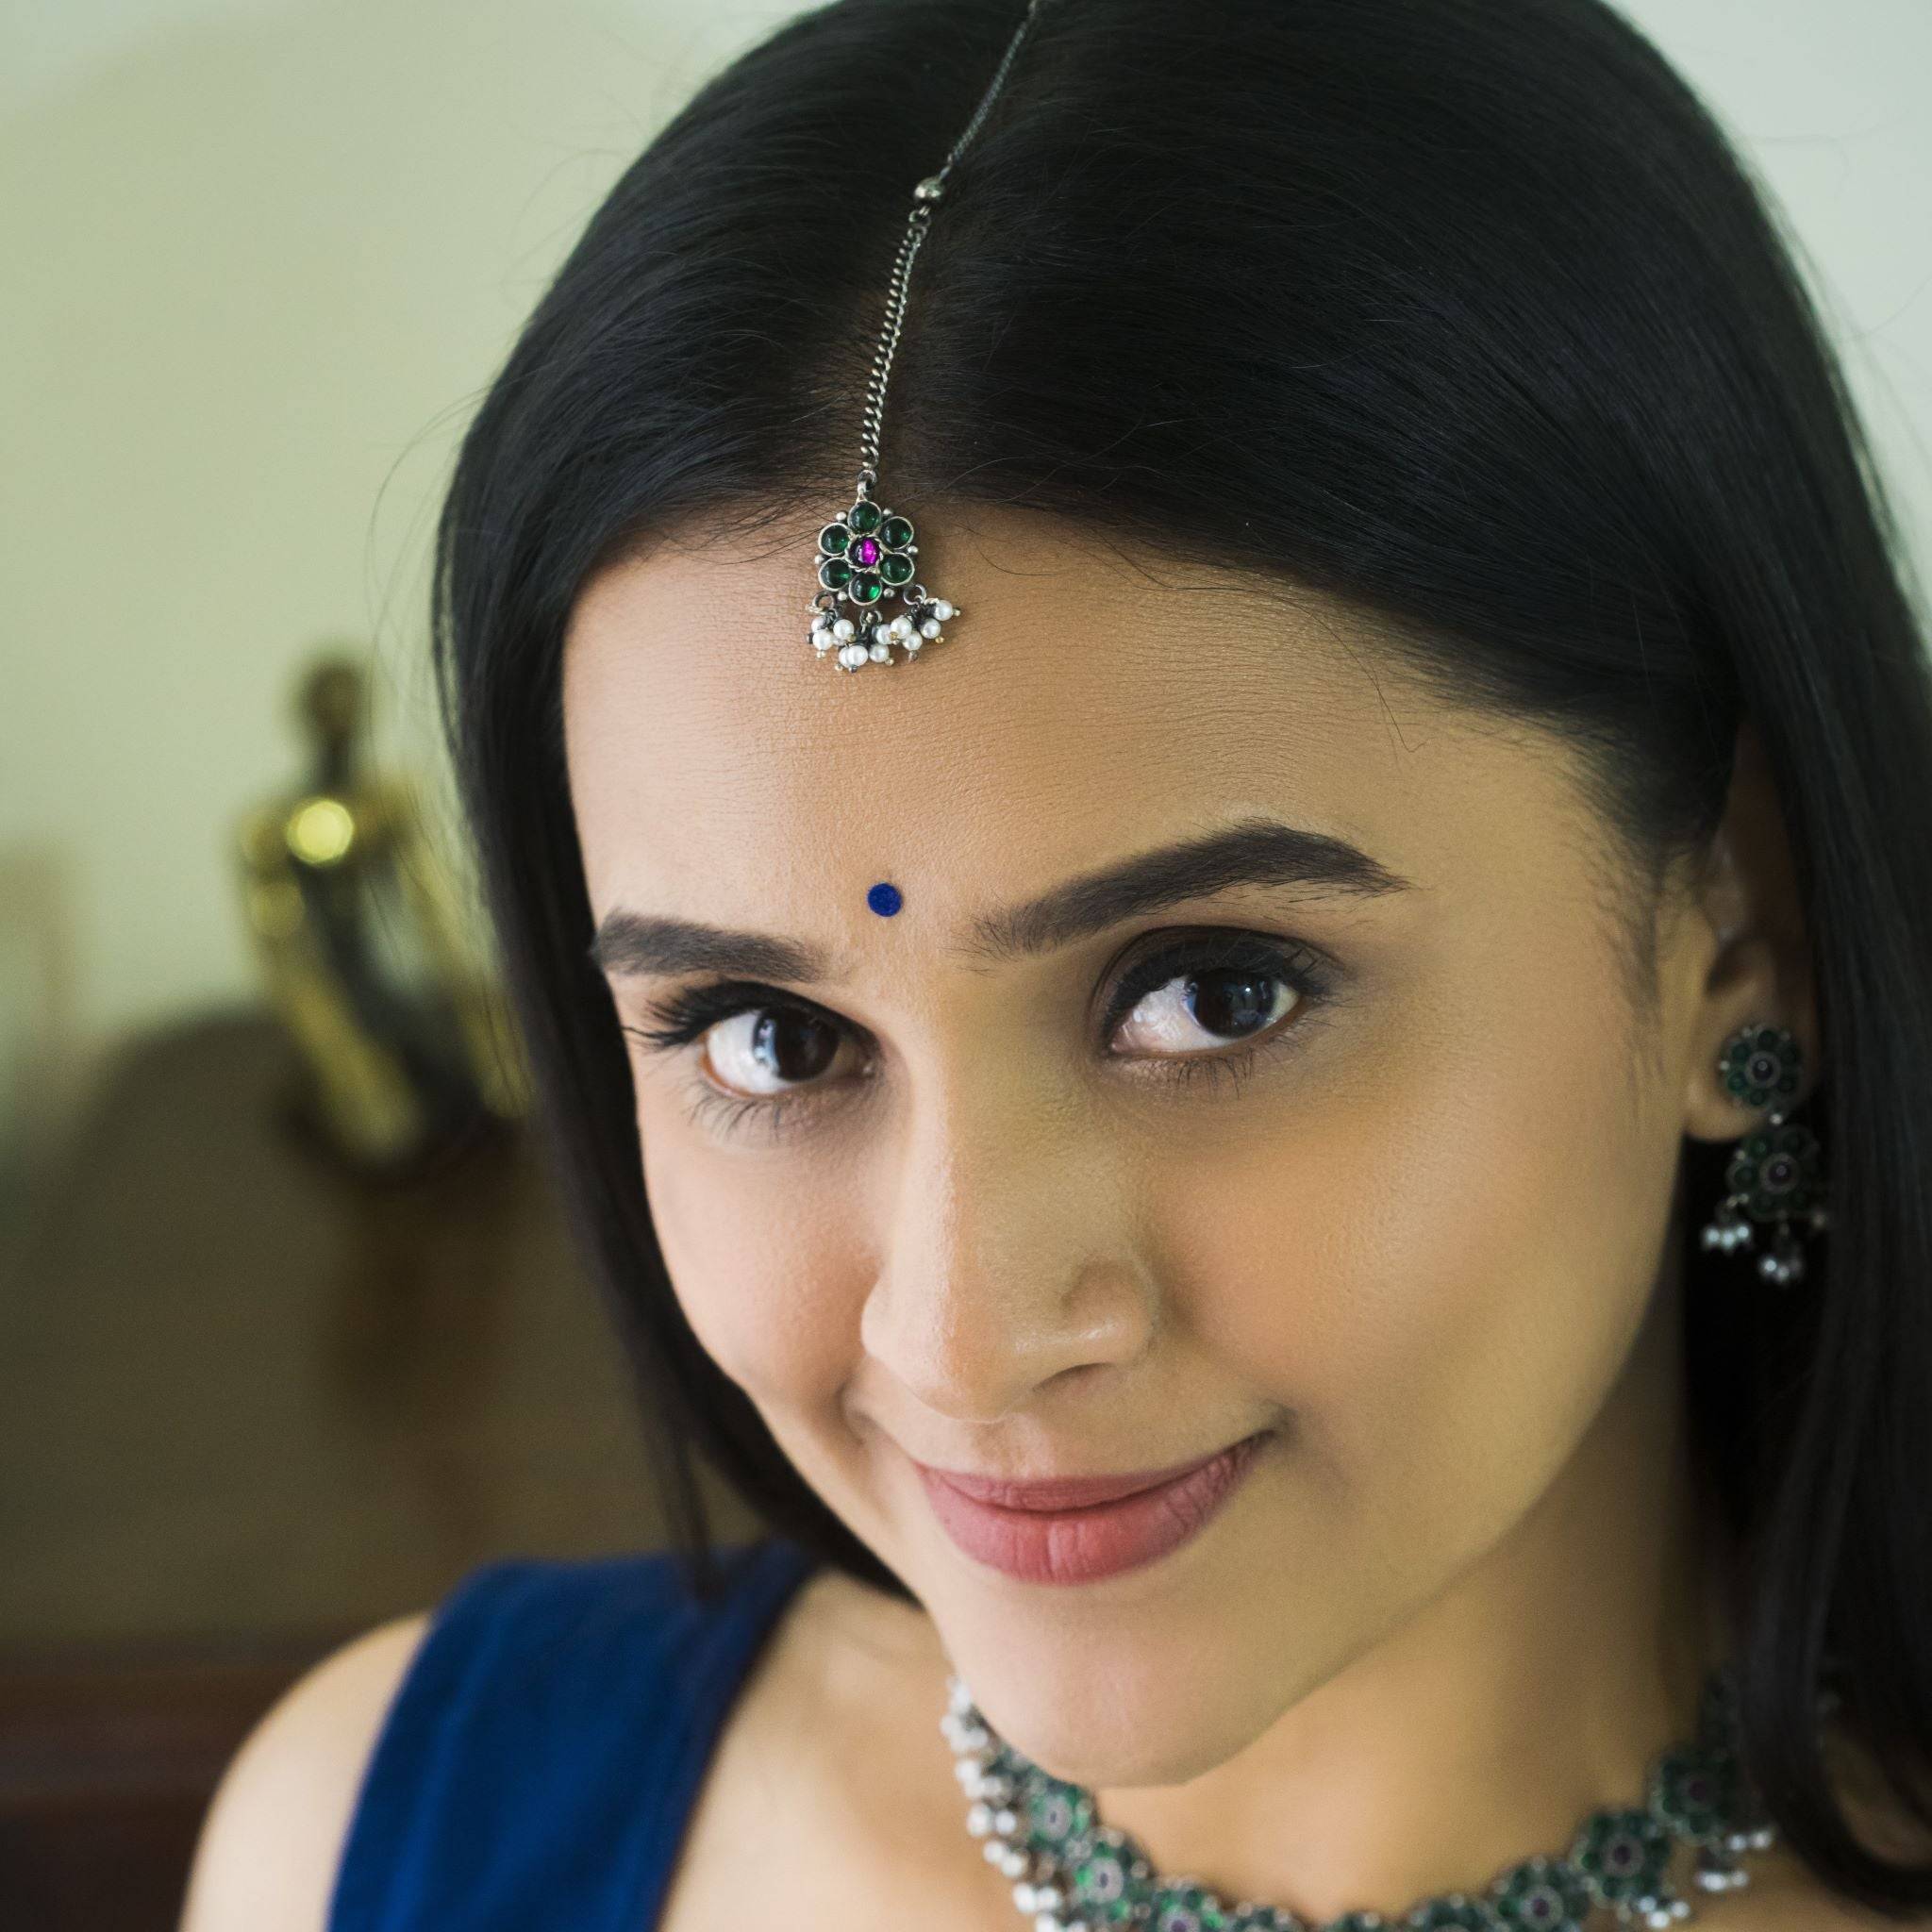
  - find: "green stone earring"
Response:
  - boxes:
[805,1,1053,672]
[1698,1023,1828,1285]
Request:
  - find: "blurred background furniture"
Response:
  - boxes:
[0,1005,753,1929]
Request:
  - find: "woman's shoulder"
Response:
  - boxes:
[180,1607,435,1932]
[180,1541,818,1932]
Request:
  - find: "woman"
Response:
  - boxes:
[183,0,1932,1927]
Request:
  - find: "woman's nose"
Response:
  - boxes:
[857,1064,1157,1424]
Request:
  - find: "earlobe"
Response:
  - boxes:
[1680,957,1824,1146]
[1672,722,1832,1285]
[1680,716,1824,1141]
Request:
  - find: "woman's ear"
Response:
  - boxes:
[1679,714,1823,1144]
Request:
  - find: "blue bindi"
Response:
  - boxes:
[866,881,904,917]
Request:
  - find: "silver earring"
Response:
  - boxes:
[1698,1023,1829,1285]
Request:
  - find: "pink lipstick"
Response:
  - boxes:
[913,1431,1269,1585]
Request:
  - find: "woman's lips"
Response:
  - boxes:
[913,1432,1269,1585]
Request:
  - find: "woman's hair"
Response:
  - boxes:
[429,0,1932,1909]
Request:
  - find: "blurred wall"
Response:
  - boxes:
[0,0,755,1081]
[1,0,1928,1096]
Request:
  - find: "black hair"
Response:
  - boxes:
[429,0,1932,1911]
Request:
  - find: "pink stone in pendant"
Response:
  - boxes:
[851,536,882,568]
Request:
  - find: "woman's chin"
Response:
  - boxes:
[899,1441,1323,1786]
[948,1627,1292,1790]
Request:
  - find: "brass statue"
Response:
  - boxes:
[236,651,526,1175]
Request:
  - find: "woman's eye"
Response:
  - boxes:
[621,985,866,1139]
[1110,965,1298,1056]
[699,1007,852,1097]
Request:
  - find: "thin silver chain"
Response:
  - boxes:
[856,0,1050,493]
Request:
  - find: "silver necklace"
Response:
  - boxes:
[941,1664,1819,1932]
[806,0,1050,672]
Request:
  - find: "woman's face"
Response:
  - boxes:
[563,505,1727,1786]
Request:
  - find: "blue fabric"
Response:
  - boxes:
[327,1536,820,1931]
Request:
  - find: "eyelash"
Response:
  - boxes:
[621,929,1334,1143]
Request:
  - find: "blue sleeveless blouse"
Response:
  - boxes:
[327,1536,821,1931]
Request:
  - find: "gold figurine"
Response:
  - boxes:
[235,651,525,1175]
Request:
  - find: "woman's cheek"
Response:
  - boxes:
[1147,960,1669,1569]
[641,1126,866,1407]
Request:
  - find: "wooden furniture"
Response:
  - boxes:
[0,1006,755,1927]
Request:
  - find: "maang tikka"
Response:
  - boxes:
[1698,1022,1829,1284]
[808,0,1050,673]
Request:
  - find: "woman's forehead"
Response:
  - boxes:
[560,511,1597,929]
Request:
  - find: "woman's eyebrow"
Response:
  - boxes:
[589,817,1414,982]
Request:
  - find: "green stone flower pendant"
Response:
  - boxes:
[808,477,961,671]
[801,0,1033,653]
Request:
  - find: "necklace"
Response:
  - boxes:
[941,1664,1803,1932]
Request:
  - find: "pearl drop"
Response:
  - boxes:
[1013,1883,1037,1912]
[839,643,867,670]
[904,635,923,652]
[832,618,856,640]
[869,639,891,661]
[812,632,834,652]
[933,600,955,619]
[810,610,830,630]
[966,1804,993,1837]
[921,618,941,639]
